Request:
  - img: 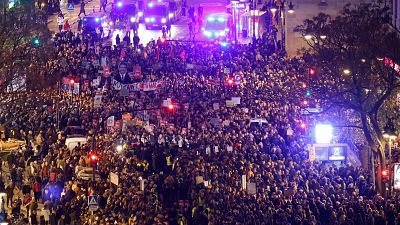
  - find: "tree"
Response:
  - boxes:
[295,2,400,193]
[0,1,55,98]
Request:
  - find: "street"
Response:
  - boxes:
[47,0,229,45]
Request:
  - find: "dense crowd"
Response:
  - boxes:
[1,24,400,225]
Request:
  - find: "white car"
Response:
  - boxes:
[77,169,101,182]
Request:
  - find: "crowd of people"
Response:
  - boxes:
[1,12,400,225]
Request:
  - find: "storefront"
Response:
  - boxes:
[241,10,267,39]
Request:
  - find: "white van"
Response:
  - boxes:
[65,137,87,150]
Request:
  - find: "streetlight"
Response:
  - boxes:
[343,69,351,75]
[304,34,313,40]
[287,2,294,14]
[270,2,277,13]
[383,118,397,196]
[116,145,123,152]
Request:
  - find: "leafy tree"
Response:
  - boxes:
[0,1,55,99]
[295,2,400,193]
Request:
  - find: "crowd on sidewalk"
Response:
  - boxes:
[1,23,400,225]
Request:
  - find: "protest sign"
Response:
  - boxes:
[107,116,115,127]
[94,95,102,108]
[226,100,235,107]
[247,182,256,195]
[110,172,119,186]
[112,79,165,92]
[231,97,241,105]
[213,103,220,110]
[196,176,204,185]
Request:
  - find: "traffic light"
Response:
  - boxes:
[306,90,312,97]
[382,169,389,182]
[300,122,306,129]
[227,78,234,85]
[70,79,75,85]
[168,104,174,110]
[32,37,41,47]
[89,153,98,166]
[302,100,309,106]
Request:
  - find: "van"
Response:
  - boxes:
[65,137,87,150]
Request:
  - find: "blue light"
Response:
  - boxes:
[217,17,225,22]
[95,17,100,22]
[148,2,154,7]
[220,42,228,47]
[117,1,122,7]
[207,17,215,22]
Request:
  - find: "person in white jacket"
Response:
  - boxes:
[57,13,64,33]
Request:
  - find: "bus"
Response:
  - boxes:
[202,13,233,40]
[143,0,181,29]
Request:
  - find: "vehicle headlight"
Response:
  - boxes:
[109,21,113,25]
[203,30,211,37]
[161,18,166,23]
[214,32,219,36]
[130,17,136,23]
[150,17,155,22]
[219,31,225,36]
[168,13,173,18]
[138,11,143,17]
[145,17,150,22]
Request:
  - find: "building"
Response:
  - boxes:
[284,0,368,56]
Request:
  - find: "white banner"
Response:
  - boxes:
[112,79,165,92]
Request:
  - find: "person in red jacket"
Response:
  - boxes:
[63,20,71,31]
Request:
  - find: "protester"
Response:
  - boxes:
[1,24,398,225]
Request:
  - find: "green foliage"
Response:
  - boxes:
[0,5,54,92]
[295,2,400,147]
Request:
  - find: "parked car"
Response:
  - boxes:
[77,169,101,181]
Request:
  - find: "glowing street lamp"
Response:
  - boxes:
[287,2,294,14]
[343,69,351,75]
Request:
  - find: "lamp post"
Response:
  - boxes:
[383,118,397,196]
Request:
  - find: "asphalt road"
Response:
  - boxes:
[47,0,230,45]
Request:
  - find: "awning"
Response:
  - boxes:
[241,10,266,17]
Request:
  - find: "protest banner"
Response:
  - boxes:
[112,79,165,92]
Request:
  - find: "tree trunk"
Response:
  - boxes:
[360,112,383,194]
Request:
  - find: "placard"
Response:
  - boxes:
[196,176,204,185]
[107,116,115,127]
[247,182,256,195]
[241,175,246,190]
[231,97,241,105]
[214,146,219,153]
[110,172,119,186]
[226,100,235,107]
[394,163,400,190]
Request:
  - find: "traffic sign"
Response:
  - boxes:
[68,3,74,11]
[88,195,99,211]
